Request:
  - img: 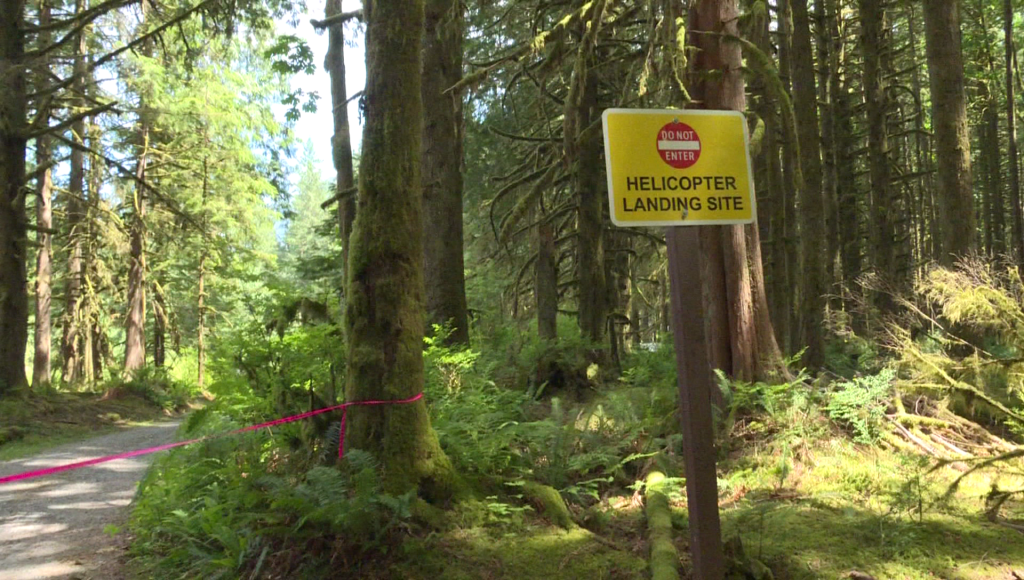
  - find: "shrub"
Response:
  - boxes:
[825,369,895,443]
[108,366,193,411]
[130,416,411,578]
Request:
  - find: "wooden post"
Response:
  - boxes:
[665,226,725,579]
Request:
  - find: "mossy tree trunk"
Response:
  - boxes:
[859,0,896,314]
[923,0,975,263]
[124,3,153,376]
[421,0,469,346]
[791,0,825,367]
[32,0,54,389]
[0,0,28,395]
[344,0,455,498]
[535,203,558,341]
[1006,0,1024,263]
[62,0,88,383]
[325,0,356,281]
[564,0,608,354]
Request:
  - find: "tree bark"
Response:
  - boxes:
[859,0,896,315]
[153,280,166,368]
[1006,0,1024,262]
[344,0,455,497]
[421,0,469,345]
[568,65,607,349]
[536,208,558,341]
[124,5,152,376]
[0,0,29,394]
[325,0,356,282]
[32,0,54,389]
[61,1,88,383]
[790,0,825,367]
[815,0,838,295]
[197,252,206,388]
[777,0,798,351]
[688,0,786,382]
[124,130,148,374]
[923,0,975,263]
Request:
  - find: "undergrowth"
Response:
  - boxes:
[127,264,1024,578]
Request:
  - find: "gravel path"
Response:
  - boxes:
[0,422,180,580]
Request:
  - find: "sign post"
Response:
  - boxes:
[602,108,756,580]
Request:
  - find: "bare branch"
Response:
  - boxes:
[310,9,363,29]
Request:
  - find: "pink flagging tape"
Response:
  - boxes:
[0,392,425,486]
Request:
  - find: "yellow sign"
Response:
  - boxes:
[601,108,756,227]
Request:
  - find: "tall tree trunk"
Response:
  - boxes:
[569,66,607,350]
[923,0,975,263]
[422,0,469,345]
[325,0,357,281]
[536,207,558,341]
[689,0,785,382]
[832,0,860,327]
[859,0,896,315]
[124,131,149,374]
[906,3,933,262]
[32,0,54,389]
[197,252,206,388]
[983,79,1004,256]
[815,0,839,299]
[0,0,28,394]
[777,0,798,351]
[344,0,454,497]
[1006,0,1024,262]
[124,6,153,375]
[791,0,825,367]
[153,280,166,368]
[61,2,88,383]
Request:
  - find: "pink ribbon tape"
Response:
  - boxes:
[0,392,424,485]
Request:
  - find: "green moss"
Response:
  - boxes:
[646,472,680,580]
[716,440,1024,579]
[523,481,575,529]
[398,525,646,579]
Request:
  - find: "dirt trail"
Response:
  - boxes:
[0,422,180,580]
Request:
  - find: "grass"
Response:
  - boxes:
[0,389,170,461]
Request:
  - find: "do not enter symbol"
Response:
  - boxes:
[657,121,701,169]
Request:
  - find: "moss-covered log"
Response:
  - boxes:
[523,481,574,529]
[343,0,455,500]
[645,472,680,580]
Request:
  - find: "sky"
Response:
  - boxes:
[276,1,366,182]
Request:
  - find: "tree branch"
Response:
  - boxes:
[30,0,220,101]
[26,100,119,140]
[310,9,363,29]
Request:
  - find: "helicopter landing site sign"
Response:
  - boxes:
[602,108,756,227]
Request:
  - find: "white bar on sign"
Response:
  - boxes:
[657,140,700,151]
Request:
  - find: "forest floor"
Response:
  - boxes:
[0,420,180,580]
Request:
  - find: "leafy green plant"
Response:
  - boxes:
[107,366,193,411]
[826,369,895,443]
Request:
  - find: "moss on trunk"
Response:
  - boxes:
[343,0,456,500]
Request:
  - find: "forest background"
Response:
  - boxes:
[2,0,1024,577]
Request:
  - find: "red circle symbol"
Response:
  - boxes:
[657,121,701,169]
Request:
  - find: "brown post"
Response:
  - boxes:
[666,226,725,579]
